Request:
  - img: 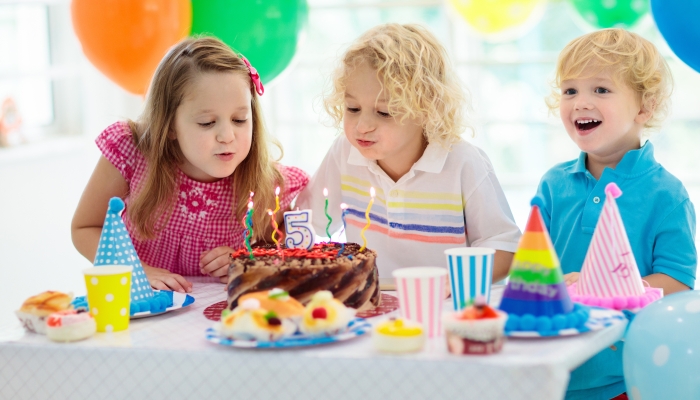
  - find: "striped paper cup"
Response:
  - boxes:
[393,267,448,338]
[445,247,495,311]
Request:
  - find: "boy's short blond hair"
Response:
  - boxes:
[325,23,471,145]
[547,28,673,129]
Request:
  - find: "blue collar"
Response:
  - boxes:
[566,141,659,178]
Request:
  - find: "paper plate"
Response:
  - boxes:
[205,317,371,348]
[506,307,626,338]
[72,290,195,319]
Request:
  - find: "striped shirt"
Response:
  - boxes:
[296,136,521,279]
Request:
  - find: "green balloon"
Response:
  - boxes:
[191,0,308,84]
[571,0,649,29]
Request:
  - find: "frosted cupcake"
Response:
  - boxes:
[373,318,425,353]
[443,297,507,355]
[15,291,73,334]
[46,310,96,342]
[217,298,296,342]
[299,291,355,336]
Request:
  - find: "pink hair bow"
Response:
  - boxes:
[241,56,264,96]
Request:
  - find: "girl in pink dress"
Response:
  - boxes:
[72,37,309,293]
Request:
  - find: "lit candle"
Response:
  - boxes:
[337,203,348,256]
[270,187,281,244]
[268,209,284,262]
[359,187,375,252]
[323,188,332,240]
[244,200,254,259]
[284,210,316,250]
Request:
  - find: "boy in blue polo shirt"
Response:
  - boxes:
[536,29,697,400]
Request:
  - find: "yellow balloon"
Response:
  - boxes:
[450,0,542,34]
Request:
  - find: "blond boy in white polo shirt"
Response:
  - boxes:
[296,24,521,281]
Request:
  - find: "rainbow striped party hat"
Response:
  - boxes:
[499,200,589,334]
[568,183,662,310]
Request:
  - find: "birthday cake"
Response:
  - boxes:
[227,242,381,311]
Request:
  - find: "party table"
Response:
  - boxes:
[0,277,627,400]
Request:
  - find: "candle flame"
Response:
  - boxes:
[248,201,253,209]
[340,203,348,210]
[275,187,280,196]
[323,188,328,197]
[370,187,376,197]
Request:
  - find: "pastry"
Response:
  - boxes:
[372,318,425,353]
[15,291,73,334]
[443,298,507,355]
[216,298,296,341]
[46,310,96,342]
[299,290,355,336]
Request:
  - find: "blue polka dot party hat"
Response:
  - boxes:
[94,197,170,314]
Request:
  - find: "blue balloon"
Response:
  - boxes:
[624,290,700,399]
[651,0,700,73]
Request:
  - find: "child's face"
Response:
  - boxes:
[173,71,253,183]
[560,70,651,161]
[343,62,425,178]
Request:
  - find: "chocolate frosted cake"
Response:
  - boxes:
[227,243,380,310]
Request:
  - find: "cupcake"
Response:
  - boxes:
[237,288,305,321]
[46,310,96,342]
[15,291,73,334]
[299,291,355,336]
[443,297,507,355]
[372,318,425,353]
[216,298,296,341]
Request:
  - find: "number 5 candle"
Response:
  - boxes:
[284,210,316,250]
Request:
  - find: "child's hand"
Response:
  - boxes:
[564,272,580,286]
[199,246,234,280]
[142,265,192,293]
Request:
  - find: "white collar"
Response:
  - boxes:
[347,141,449,174]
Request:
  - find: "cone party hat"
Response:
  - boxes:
[499,200,589,334]
[568,183,662,310]
[94,197,171,314]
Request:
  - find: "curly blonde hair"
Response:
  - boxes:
[546,28,673,130]
[324,23,471,145]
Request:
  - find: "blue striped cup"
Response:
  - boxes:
[444,247,495,311]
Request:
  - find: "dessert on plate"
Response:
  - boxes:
[237,288,305,321]
[443,297,507,355]
[227,242,380,310]
[299,290,355,336]
[46,309,96,342]
[216,298,296,342]
[372,318,425,353]
[15,291,73,334]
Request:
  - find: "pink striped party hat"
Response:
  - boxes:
[569,183,662,310]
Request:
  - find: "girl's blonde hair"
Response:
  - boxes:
[325,23,471,145]
[547,28,673,129]
[127,36,282,242]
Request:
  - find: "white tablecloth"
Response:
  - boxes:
[0,277,626,400]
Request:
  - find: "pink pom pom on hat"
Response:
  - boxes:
[568,182,662,311]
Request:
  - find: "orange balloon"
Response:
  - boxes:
[72,0,191,95]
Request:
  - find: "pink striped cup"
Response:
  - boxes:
[393,267,448,338]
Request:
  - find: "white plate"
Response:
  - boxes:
[205,318,371,348]
[506,307,626,338]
